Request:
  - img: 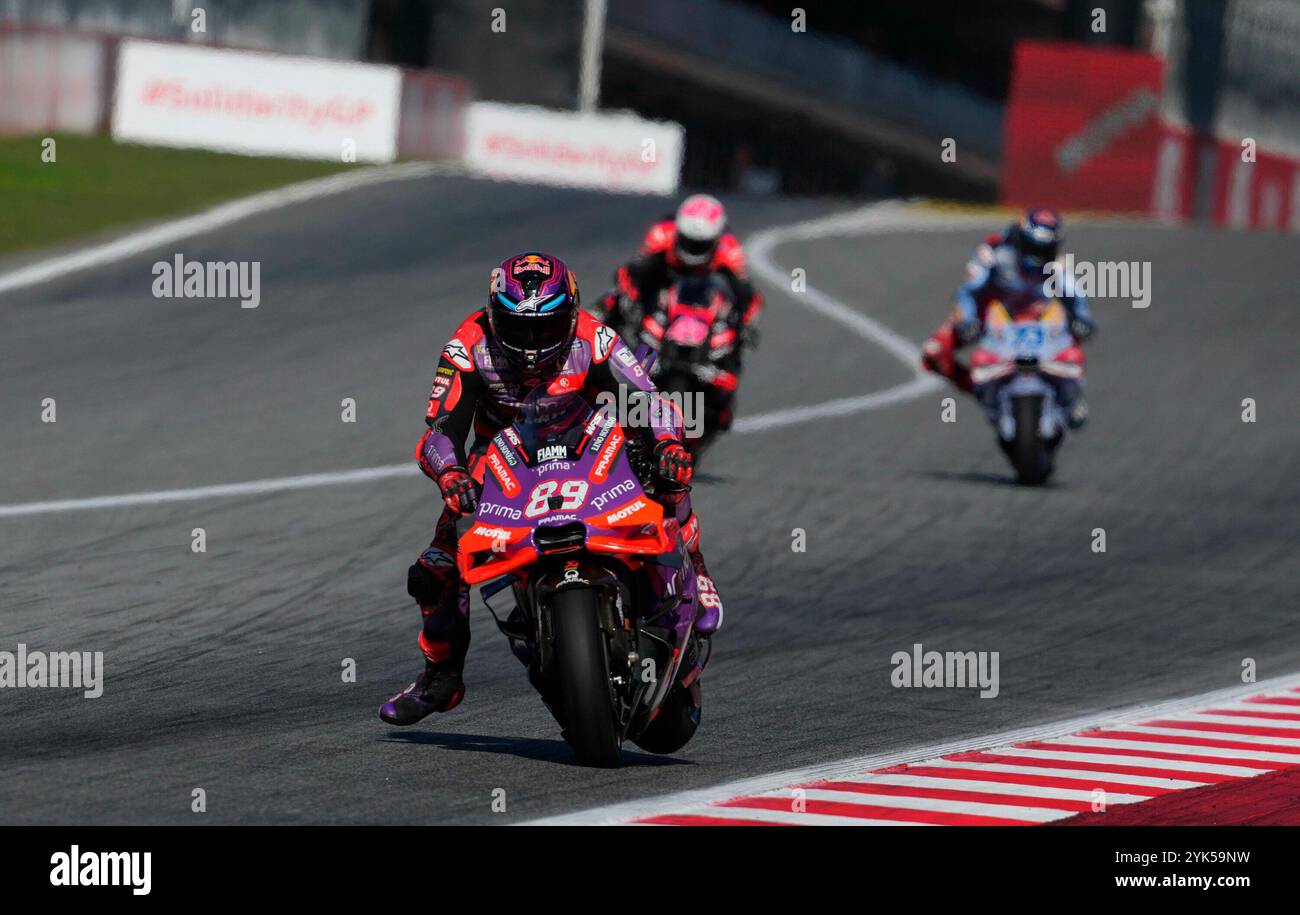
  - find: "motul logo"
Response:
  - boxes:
[471,524,512,541]
[604,499,646,524]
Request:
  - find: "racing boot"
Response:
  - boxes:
[1068,394,1089,430]
[379,659,465,725]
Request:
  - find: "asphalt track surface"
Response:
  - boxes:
[2,174,1297,824]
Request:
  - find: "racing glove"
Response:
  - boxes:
[954,317,981,346]
[437,467,478,516]
[1070,317,1097,343]
[655,440,694,486]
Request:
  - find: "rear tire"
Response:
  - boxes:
[1011,395,1048,485]
[552,588,622,768]
[633,682,701,755]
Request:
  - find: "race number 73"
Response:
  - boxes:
[524,479,589,518]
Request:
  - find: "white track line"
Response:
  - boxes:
[734,200,959,433]
[989,747,1272,776]
[779,788,1068,822]
[1059,734,1300,764]
[912,758,1210,789]
[2,200,973,519]
[520,673,1300,824]
[854,773,1151,803]
[0,465,419,518]
[1110,723,1300,746]
[0,161,454,297]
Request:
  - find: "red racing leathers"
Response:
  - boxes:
[601,218,763,342]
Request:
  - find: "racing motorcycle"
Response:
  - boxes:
[459,376,708,767]
[636,274,741,461]
[968,299,1084,485]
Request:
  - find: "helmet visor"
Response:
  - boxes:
[1017,235,1058,270]
[491,306,572,356]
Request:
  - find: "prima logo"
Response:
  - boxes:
[590,479,635,512]
[478,501,523,521]
[890,642,1000,699]
[0,644,103,698]
[151,254,260,308]
[50,846,151,895]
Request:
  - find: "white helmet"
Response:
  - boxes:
[674,194,727,267]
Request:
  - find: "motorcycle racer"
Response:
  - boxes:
[600,194,762,348]
[380,252,724,727]
[600,194,761,436]
[921,207,1096,427]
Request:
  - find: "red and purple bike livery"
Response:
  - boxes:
[460,382,707,766]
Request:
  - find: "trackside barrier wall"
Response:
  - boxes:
[1002,40,1300,232]
[462,101,684,195]
[0,24,468,164]
[0,24,112,134]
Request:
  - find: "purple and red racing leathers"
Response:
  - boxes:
[407,308,723,674]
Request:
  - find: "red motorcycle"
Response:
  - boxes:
[636,274,741,461]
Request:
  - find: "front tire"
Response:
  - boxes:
[1011,395,1049,485]
[552,588,622,767]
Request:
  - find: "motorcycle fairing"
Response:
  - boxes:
[459,396,673,586]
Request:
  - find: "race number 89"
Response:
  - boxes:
[524,479,589,518]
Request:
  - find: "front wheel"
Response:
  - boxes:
[1010,395,1050,485]
[552,588,622,767]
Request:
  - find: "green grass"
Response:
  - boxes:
[0,133,358,257]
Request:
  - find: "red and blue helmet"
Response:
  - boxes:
[486,252,580,371]
[1012,207,1063,272]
